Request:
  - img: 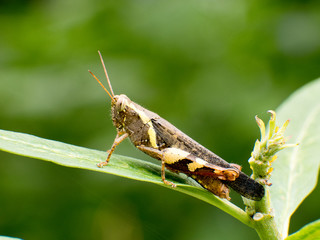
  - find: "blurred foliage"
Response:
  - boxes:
[0,0,319,239]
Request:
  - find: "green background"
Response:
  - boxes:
[0,0,319,239]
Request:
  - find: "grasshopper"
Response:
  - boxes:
[89,51,265,201]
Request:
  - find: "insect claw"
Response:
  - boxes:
[163,180,176,188]
[97,161,108,168]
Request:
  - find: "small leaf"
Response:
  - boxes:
[0,129,252,227]
[269,78,320,237]
[286,219,320,240]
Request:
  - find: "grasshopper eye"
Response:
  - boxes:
[115,96,128,112]
[119,101,126,112]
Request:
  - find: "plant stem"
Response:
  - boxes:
[247,189,282,240]
[245,111,295,240]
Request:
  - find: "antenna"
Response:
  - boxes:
[88,70,114,100]
[88,51,115,100]
[98,50,115,97]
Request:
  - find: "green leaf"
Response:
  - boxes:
[270,78,320,237]
[286,220,320,240]
[0,129,253,227]
[0,236,23,240]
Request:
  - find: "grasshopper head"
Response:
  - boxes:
[111,94,132,130]
[89,51,141,133]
